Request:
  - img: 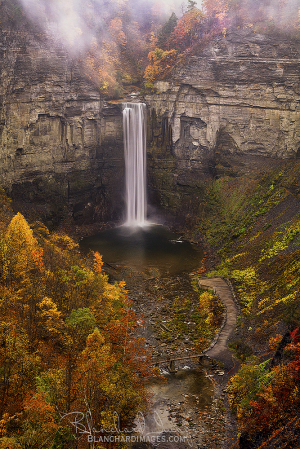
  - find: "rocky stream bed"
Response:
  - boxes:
[102,263,232,449]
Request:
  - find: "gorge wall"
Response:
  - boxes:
[145,29,300,219]
[0,29,124,226]
[0,24,300,227]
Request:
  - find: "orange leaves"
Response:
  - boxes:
[119,279,126,290]
[93,251,103,274]
[268,334,283,351]
[23,392,58,430]
[31,248,44,271]
[22,392,59,448]
[144,48,177,83]
[143,6,206,85]
[109,17,126,46]
[170,7,204,51]
[248,364,299,433]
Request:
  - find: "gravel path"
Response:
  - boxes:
[198,277,240,449]
[198,277,239,369]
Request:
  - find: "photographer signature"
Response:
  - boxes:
[60,406,194,447]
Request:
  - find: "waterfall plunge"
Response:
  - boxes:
[123,102,147,227]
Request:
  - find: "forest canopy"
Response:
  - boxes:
[0,194,154,448]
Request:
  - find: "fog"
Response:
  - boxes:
[19,0,201,55]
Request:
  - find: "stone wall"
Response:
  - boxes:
[0,30,125,226]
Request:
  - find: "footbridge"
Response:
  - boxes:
[151,353,207,374]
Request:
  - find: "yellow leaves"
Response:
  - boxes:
[36,369,68,408]
[93,251,103,273]
[268,334,283,351]
[0,209,150,439]
[260,219,300,261]
[119,279,126,290]
[31,221,50,239]
[144,48,177,83]
[39,296,57,310]
[2,213,44,280]
[0,413,21,438]
[257,291,297,316]
[231,267,256,284]
[199,291,214,310]
[76,329,116,395]
[0,287,20,314]
[198,290,223,328]
[37,297,64,335]
[49,232,78,252]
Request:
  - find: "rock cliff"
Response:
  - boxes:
[145,29,300,218]
[0,29,124,226]
[1,24,300,227]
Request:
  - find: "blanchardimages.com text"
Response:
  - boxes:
[88,434,189,444]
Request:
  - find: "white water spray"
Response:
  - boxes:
[123,102,147,226]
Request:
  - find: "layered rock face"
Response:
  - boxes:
[145,30,300,216]
[0,29,124,225]
[1,26,300,227]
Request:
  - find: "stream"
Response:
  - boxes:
[80,224,226,448]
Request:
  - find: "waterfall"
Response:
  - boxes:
[123,102,147,226]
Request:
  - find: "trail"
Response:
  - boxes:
[199,277,239,370]
[199,276,240,449]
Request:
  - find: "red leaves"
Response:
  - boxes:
[230,342,300,438]
[170,7,204,52]
[291,327,300,343]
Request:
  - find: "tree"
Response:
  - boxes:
[20,393,60,449]
[187,0,197,10]
[202,0,229,35]
[170,6,205,52]
[74,328,146,436]
[157,12,178,50]
[144,47,177,84]
[1,213,43,284]
[0,322,39,418]
[64,308,97,411]
[0,200,153,446]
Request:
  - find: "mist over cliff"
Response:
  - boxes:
[18,0,190,54]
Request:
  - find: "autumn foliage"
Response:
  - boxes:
[143,0,300,87]
[0,205,154,447]
[227,341,300,443]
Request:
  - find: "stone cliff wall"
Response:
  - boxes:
[1,26,300,228]
[0,30,124,226]
[145,30,300,218]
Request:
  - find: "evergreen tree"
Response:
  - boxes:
[157,12,178,50]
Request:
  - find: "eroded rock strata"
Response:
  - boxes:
[0,30,124,225]
[145,30,300,217]
[0,27,300,224]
